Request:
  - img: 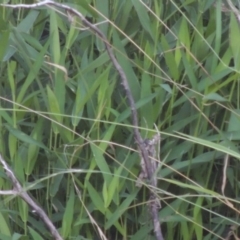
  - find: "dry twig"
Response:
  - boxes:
[136,132,162,239]
[0,154,63,240]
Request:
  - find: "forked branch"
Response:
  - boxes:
[0,154,63,240]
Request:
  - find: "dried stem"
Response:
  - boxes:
[0,1,164,239]
[0,154,63,240]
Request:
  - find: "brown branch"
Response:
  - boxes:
[0,1,164,239]
[136,133,164,240]
[0,154,63,240]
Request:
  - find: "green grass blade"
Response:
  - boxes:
[0,213,11,236]
[6,124,47,150]
[61,187,75,238]
[90,143,111,184]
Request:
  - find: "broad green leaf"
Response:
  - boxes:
[12,233,26,240]
[178,17,190,60]
[16,38,50,104]
[26,119,43,175]
[72,64,111,127]
[50,10,60,65]
[99,124,116,151]
[0,234,11,240]
[228,109,240,132]
[215,48,232,73]
[229,13,240,69]
[140,73,153,128]
[14,154,25,183]
[161,151,222,178]
[11,27,35,67]
[131,0,154,40]
[210,1,222,72]
[197,69,232,93]
[203,93,228,102]
[161,35,179,80]
[131,225,151,240]
[21,32,45,52]
[86,182,125,234]
[49,11,66,113]
[0,110,13,125]
[8,133,17,159]
[62,188,75,238]
[0,213,11,236]
[90,143,111,184]
[160,84,172,94]
[0,29,10,61]
[82,52,110,74]
[112,29,140,100]
[74,0,99,18]
[97,67,110,108]
[7,61,17,127]
[71,79,86,127]
[6,125,47,150]
[3,10,39,61]
[86,181,104,212]
[143,41,154,70]
[105,189,138,229]
[28,227,44,240]
[102,181,108,208]
[95,0,109,51]
[18,199,28,223]
[177,132,240,159]
[65,19,79,51]
[181,221,190,240]
[50,173,64,198]
[182,52,198,91]
[7,61,16,99]
[17,10,39,32]
[193,197,203,240]
[47,85,62,134]
[106,166,123,208]
[117,92,157,122]
[114,0,133,31]
[162,178,219,196]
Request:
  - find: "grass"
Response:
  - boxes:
[0,0,240,239]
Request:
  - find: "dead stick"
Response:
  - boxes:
[0,154,63,240]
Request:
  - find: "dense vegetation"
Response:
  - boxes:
[0,0,240,239]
